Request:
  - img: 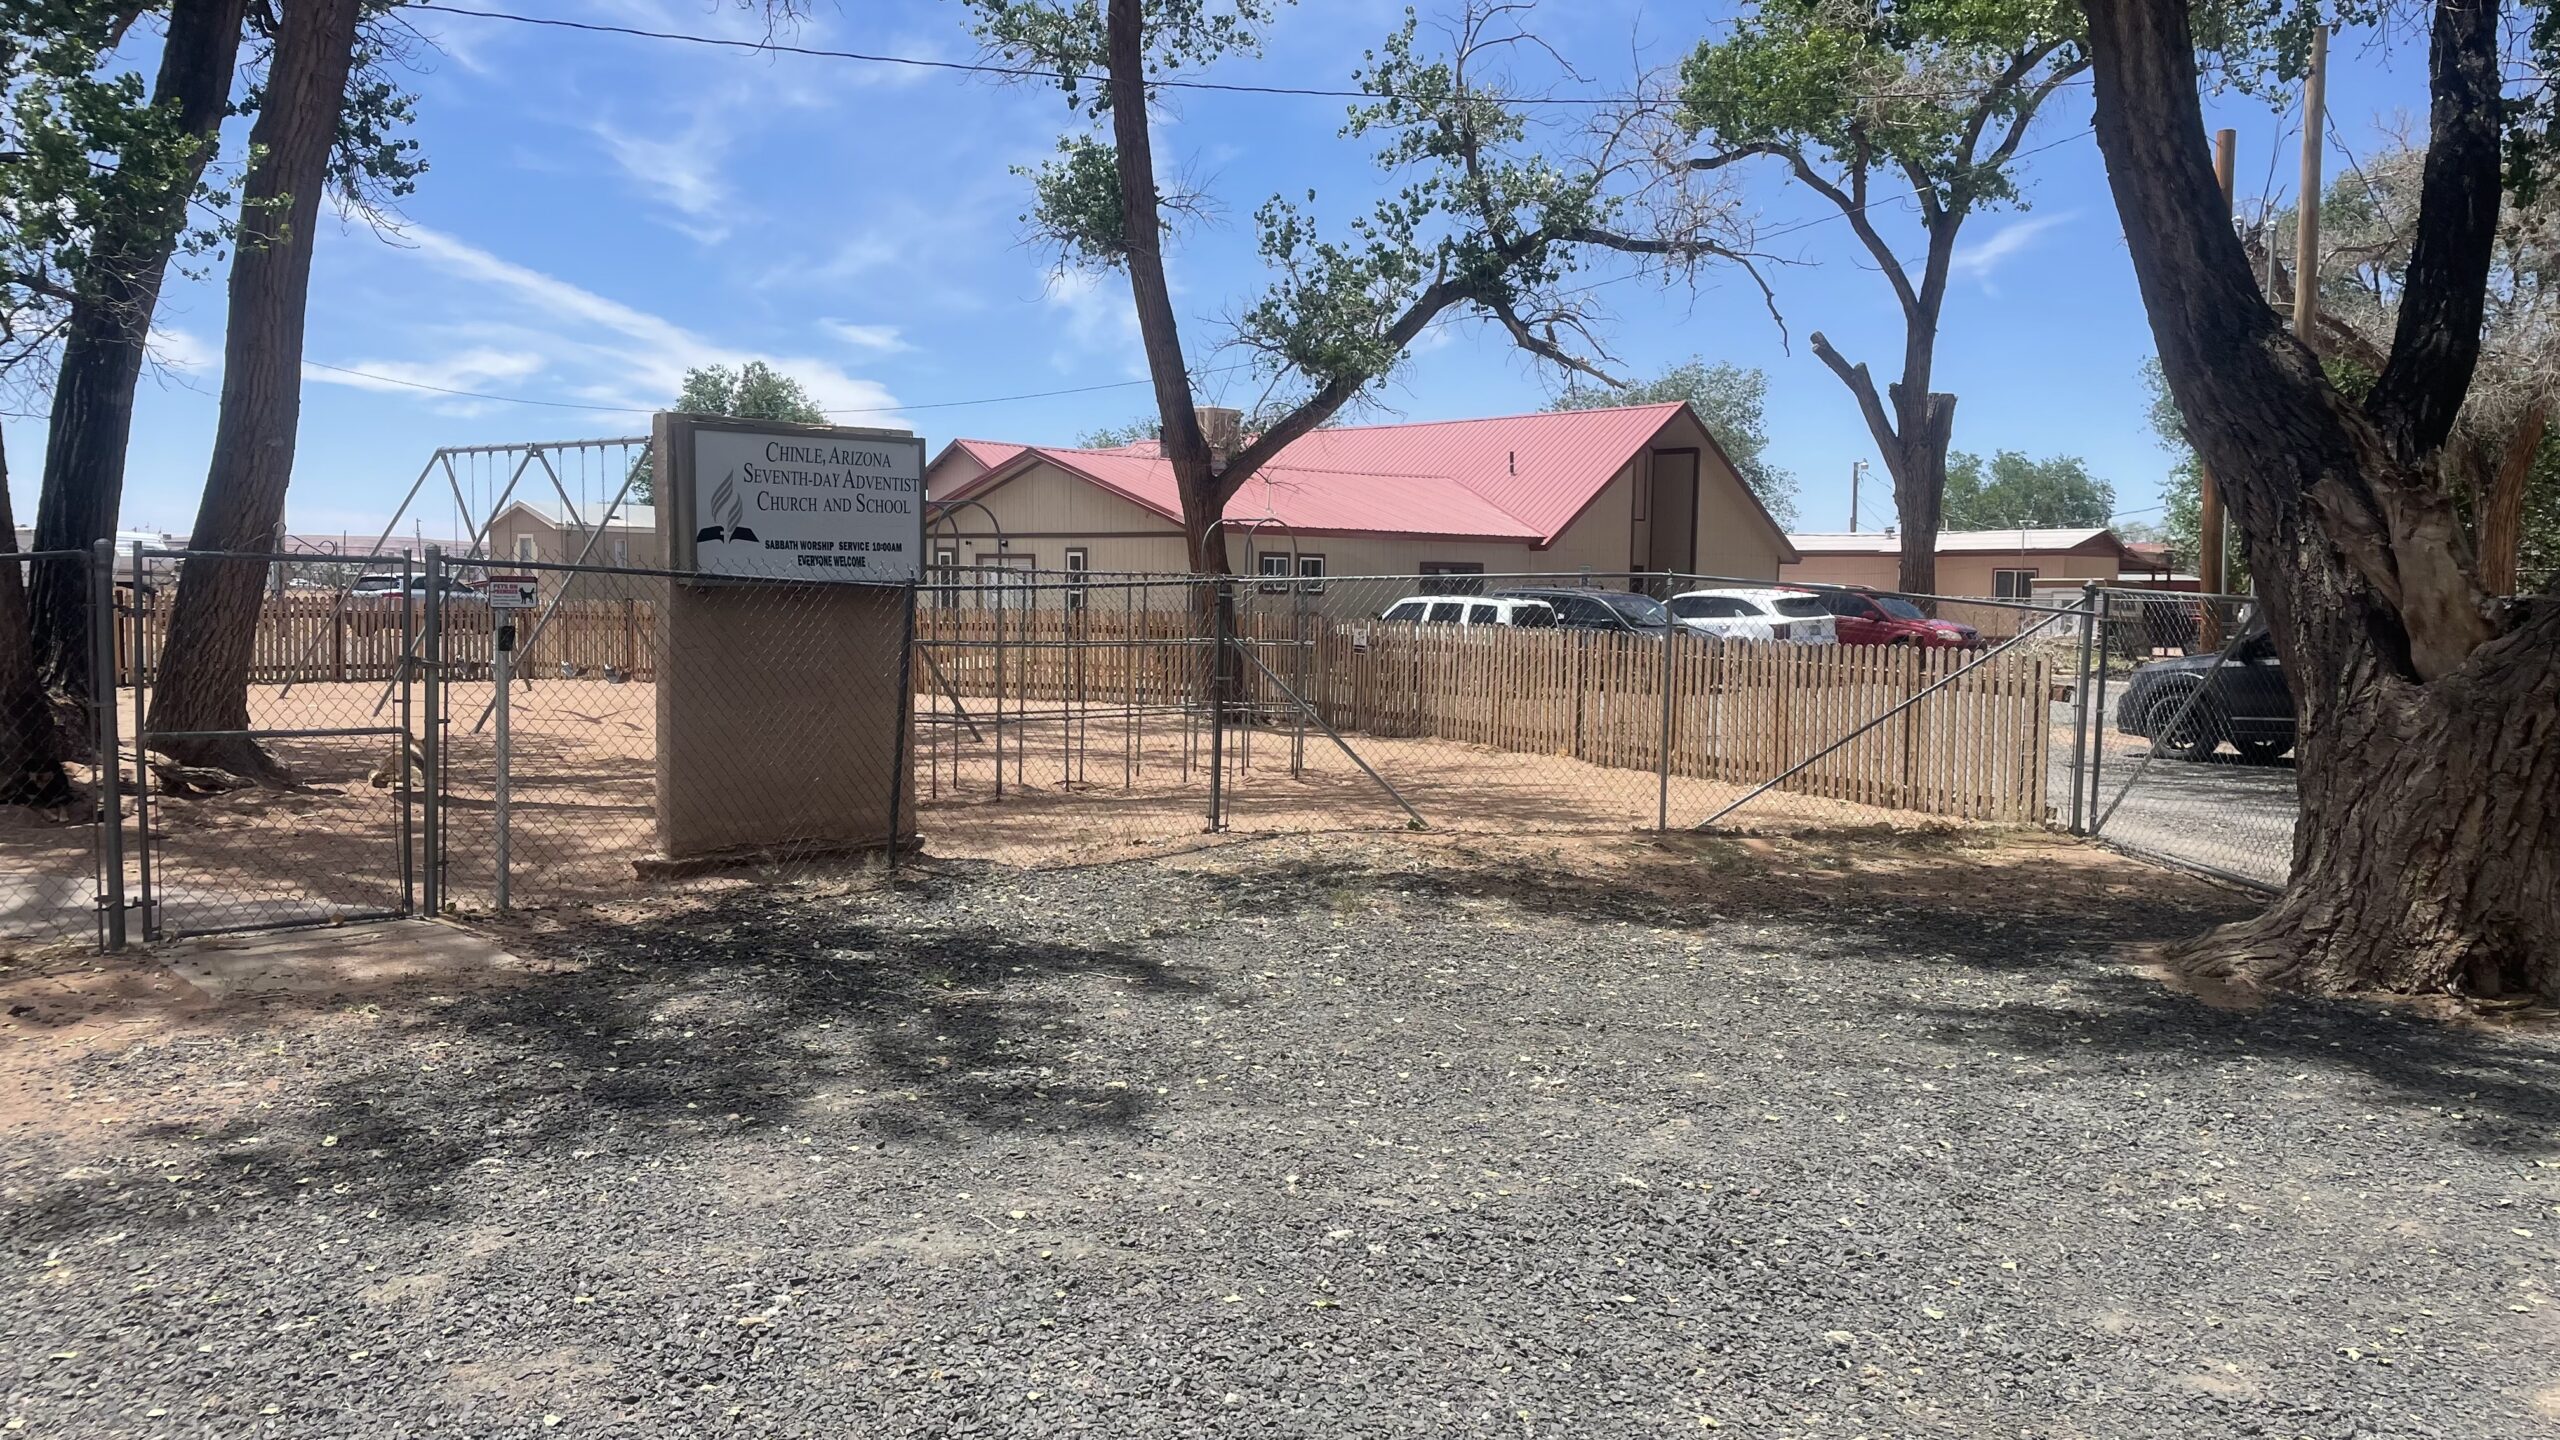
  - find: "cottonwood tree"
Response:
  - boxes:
[25,0,251,697]
[1551,358,1799,525]
[1940,449,2113,528]
[2081,0,2557,994]
[2240,143,2560,595]
[965,0,1748,575]
[1,0,226,802]
[146,0,369,778]
[23,0,420,699]
[629,361,829,502]
[1653,0,2088,594]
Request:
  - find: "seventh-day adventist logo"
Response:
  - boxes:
[694,467,761,545]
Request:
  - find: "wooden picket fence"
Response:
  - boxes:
[114,595,661,684]
[916,609,2052,824]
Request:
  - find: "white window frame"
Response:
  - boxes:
[1992,567,2038,600]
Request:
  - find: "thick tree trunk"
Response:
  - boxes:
[1889,414,1954,599]
[146,0,363,779]
[2176,552,2560,995]
[1,437,76,806]
[2083,0,2555,995]
[28,0,250,696]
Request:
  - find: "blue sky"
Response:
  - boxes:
[2,0,2437,544]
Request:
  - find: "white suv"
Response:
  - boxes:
[1378,595,1558,628]
[1666,588,1839,643]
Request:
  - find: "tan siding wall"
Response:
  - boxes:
[930,461,1185,570]
[1783,548,2124,597]
[484,513,663,601]
[923,441,1786,588]
[927,450,990,499]
[1693,446,1782,580]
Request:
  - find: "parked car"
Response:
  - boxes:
[348,573,484,604]
[2115,627,2294,762]
[1377,595,1558,628]
[1666,587,1839,644]
[1812,588,1980,648]
[1488,586,1672,635]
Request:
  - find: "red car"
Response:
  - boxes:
[1813,588,1982,648]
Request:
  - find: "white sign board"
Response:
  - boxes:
[688,428,926,583]
[484,575,539,609]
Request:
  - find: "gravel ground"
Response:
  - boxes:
[6,833,2560,1439]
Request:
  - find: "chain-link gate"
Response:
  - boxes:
[122,547,422,939]
[2063,587,2297,890]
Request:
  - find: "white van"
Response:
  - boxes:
[1666,587,1839,643]
[1378,595,1558,628]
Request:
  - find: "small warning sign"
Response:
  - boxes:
[485,575,539,609]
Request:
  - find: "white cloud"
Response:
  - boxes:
[1041,267,1147,378]
[320,224,904,420]
[303,347,551,415]
[822,321,912,354]
[1949,211,2078,294]
[590,117,738,243]
[147,325,218,373]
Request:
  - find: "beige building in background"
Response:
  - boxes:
[485,500,661,599]
[921,402,1798,594]
[1781,528,2170,600]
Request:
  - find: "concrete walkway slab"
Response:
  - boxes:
[162,919,518,1000]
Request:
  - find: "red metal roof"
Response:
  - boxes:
[944,438,1027,473]
[942,402,1726,547]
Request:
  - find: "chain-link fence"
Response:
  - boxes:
[4,555,2307,953]
[905,569,2074,851]
[426,553,912,914]
[0,548,115,949]
[122,549,420,938]
[2058,587,2297,890]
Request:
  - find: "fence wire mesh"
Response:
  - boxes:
[0,550,109,949]
[4,555,2312,951]
[2069,588,2297,890]
[429,554,912,914]
[123,550,417,939]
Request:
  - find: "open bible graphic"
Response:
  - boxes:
[695,468,760,545]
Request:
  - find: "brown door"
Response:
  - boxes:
[1646,449,1699,574]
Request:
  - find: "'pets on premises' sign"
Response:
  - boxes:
[674,422,927,584]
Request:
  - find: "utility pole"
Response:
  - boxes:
[1849,459,1867,532]
[2293,24,2327,344]
[2200,128,2235,607]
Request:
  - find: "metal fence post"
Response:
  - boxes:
[420,545,443,914]
[87,541,126,951]
[2069,581,2098,834]
[128,541,154,940]
[396,551,415,915]
[2084,588,2114,834]
[1657,622,1676,832]
[1207,578,1232,831]
[887,577,918,870]
[493,616,513,911]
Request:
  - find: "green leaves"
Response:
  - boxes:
[1940,449,2114,528]
[1020,135,1131,266]
[1675,0,2085,218]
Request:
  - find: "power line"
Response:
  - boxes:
[404,3,2093,109]
[304,359,644,412]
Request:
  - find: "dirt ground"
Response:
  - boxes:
[8,830,2560,1438]
[4,679,1991,944]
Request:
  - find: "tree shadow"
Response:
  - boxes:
[4,873,1209,1243]
[1167,833,2560,1153]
